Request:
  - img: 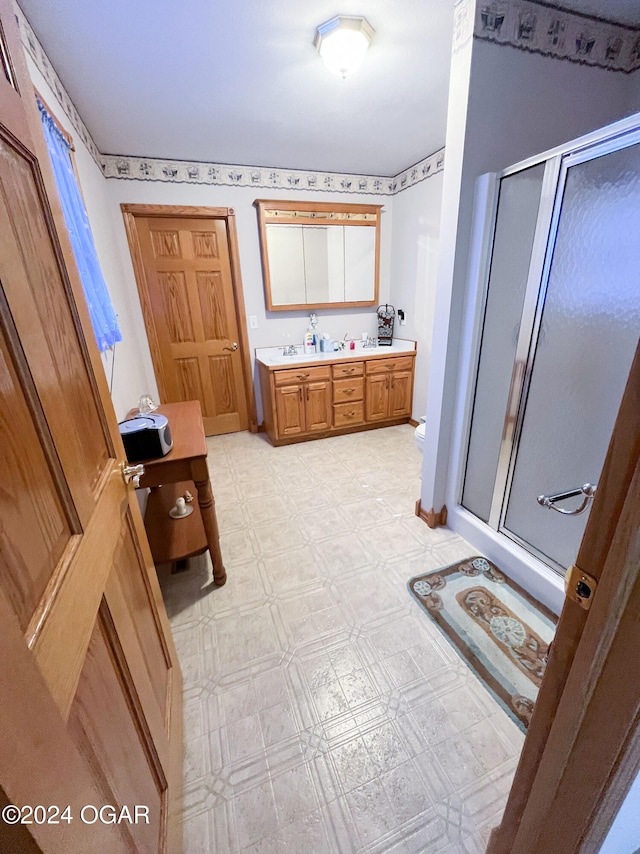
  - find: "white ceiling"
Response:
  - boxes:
[19,1,640,178]
[19,0,454,177]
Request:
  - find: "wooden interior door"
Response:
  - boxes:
[122,207,252,436]
[0,6,182,852]
[489,340,640,853]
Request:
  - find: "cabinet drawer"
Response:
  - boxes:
[332,361,364,379]
[333,401,364,428]
[333,377,364,403]
[365,355,414,374]
[273,365,331,386]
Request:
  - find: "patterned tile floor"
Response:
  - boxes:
[159,425,524,853]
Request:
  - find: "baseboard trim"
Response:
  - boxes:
[415,499,448,529]
[408,418,419,428]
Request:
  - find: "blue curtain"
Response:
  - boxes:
[38,101,122,352]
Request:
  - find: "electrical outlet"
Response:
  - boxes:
[249,315,258,329]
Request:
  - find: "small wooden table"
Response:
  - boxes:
[134,400,227,586]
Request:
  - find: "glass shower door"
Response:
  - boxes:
[462,164,546,522]
[500,137,640,571]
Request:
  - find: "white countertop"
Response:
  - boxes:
[256,338,416,367]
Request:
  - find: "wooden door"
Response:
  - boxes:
[275,384,305,437]
[489,340,640,853]
[365,374,389,421]
[122,207,254,436]
[389,371,412,418]
[305,380,332,432]
[0,7,182,853]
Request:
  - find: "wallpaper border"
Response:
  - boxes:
[99,150,445,196]
[474,1,640,73]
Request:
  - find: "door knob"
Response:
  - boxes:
[223,342,238,351]
[121,462,145,488]
[537,482,597,515]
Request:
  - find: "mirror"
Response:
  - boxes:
[254,199,382,310]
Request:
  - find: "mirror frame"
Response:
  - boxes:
[254,199,382,311]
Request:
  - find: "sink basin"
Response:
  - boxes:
[264,353,335,365]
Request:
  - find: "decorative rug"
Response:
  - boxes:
[408,557,558,732]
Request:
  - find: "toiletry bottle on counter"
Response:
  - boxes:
[304,328,315,354]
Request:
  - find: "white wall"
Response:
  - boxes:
[628,71,640,113]
[420,3,474,511]
[464,42,640,179]
[599,769,640,854]
[25,57,159,420]
[390,173,443,419]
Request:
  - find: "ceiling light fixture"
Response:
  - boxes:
[314,15,374,79]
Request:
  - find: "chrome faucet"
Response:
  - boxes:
[282,344,299,356]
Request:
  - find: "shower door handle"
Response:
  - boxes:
[537,482,597,515]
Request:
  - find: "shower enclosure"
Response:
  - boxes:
[458,119,640,578]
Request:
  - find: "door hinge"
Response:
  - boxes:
[565,564,598,610]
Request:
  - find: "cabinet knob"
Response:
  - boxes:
[297,373,309,380]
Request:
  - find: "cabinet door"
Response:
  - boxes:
[305,380,332,432]
[275,384,305,436]
[389,371,413,418]
[365,374,389,421]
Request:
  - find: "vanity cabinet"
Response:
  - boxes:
[259,349,415,446]
[273,365,332,437]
